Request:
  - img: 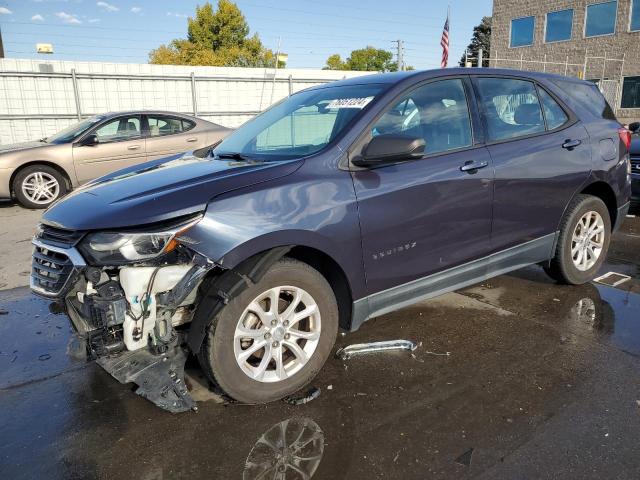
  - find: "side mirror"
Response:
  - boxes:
[353,134,425,168]
[80,134,98,146]
[629,122,640,133]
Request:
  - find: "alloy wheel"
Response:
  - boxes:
[234,286,321,383]
[571,210,605,271]
[21,172,60,205]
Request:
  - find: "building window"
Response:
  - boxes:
[510,16,535,47]
[631,0,640,31]
[621,76,640,108]
[584,1,617,37]
[545,9,573,42]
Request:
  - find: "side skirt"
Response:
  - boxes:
[350,232,558,331]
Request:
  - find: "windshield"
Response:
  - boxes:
[46,116,106,144]
[214,83,385,160]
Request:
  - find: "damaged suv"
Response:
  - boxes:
[31,69,631,412]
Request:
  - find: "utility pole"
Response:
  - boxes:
[0,25,4,58]
[393,39,405,71]
[477,47,483,68]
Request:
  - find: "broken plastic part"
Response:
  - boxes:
[97,336,196,413]
[283,386,321,405]
[335,339,418,360]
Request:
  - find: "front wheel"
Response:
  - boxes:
[13,165,68,209]
[197,258,338,404]
[544,194,611,285]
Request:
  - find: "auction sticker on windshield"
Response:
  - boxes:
[326,97,374,109]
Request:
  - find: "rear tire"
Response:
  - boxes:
[197,258,338,404]
[13,165,68,209]
[544,194,611,285]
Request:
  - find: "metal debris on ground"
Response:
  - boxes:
[283,386,321,406]
[593,271,632,287]
[335,340,417,360]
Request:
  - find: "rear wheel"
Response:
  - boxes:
[198,258,338,404]
[544,194,611,285]
[13,165,68,209]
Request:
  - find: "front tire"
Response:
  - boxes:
[13,165,68,209]
[198,258,338,404]
[544,194,611,285]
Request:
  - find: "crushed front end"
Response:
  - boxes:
[30,217,218,413]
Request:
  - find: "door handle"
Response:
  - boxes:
[562,139,581,150]
[186,137,198,142]
[127,145,141,150]
[460,160,488,173]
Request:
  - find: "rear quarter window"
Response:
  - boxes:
[552,80,617,121]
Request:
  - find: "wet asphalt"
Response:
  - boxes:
[1,216,639,479]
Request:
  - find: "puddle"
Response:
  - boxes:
[0,287,83,389]
[593,285,640,357]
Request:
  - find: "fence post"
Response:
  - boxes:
[543,54,547,72]
[190,72,198,116]
[288,74,293,96]
[601,52,607,80]
[70,68,82,120]
[564,56,569,76]
[520,53,523,70]
[582,48,588,80]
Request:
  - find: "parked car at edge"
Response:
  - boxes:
[629,122,640,211]
[0,111,231,208]
[31,69,632,412]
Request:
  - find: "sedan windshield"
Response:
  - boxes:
[46,115,106,144]
[214,83,385,160]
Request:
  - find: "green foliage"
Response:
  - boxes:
[324,46,403,72]
[459,16,491,67]
[149,0,274,67]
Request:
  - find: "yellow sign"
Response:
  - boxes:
[36,43,54,54]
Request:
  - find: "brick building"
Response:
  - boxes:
[490,0,640,123]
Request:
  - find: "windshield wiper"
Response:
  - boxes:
[39,137,47,143]
[215,152,262,162]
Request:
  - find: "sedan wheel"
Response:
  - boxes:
[21,172,60,206]
[13,165,68,209]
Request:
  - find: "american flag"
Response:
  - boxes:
[440,13,450,68]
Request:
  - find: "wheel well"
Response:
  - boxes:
[9,161,73,196]
[580,181,617,226]
[287,246,353,331]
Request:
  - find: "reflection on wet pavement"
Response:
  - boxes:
[244,417,325,479]
[1,216,639,479]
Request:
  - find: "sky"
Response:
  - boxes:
[0,0,493,70]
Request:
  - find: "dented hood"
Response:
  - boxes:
[42,153,303,230]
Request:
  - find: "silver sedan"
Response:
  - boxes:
[0,111,231,208]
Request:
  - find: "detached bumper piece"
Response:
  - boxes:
[97,337,196,413]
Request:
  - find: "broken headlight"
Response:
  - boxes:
[78,216,201,265]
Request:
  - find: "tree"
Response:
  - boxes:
[324,54,345,70]
[324,46,400,72]
[459,16,491,67]
[149,1,274,67]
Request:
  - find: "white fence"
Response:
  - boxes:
[0,59,371,145]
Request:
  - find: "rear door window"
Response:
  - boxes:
[475,78,545,141]
[147,116,194,137]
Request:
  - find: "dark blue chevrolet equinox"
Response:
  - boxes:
[31,69,632,411]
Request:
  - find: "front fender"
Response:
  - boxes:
[183,165,367,300]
